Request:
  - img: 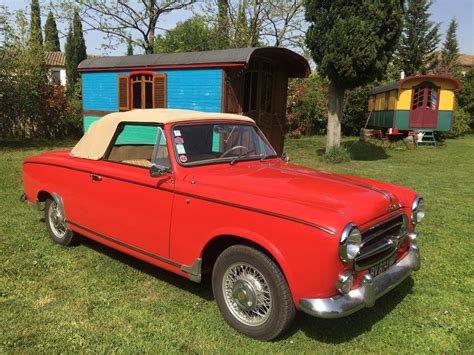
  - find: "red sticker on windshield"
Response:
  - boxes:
[179,155,188,163]
[174,137,184,144]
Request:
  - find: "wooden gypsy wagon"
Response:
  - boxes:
[366,75,461,142]
[78,47,310,154]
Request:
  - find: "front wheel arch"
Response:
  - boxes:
[200,234,294,298]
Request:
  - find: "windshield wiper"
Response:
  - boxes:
[230,150,255,165]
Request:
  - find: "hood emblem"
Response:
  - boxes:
[386,203,400,212]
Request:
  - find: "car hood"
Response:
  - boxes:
[179,160,408,234]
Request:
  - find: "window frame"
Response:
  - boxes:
[130,72,154,110]
[243,60,274,114]
[103,121,171,170]
[118,71,167,112]
[170,121,277,168]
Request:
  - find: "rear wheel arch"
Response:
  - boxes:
[37,190,52,202]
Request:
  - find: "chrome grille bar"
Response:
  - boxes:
[355,214,405,271]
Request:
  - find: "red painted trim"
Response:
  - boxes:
[79,63,246,73]
[398,75,461,90]
[127,70,156,77]
[67,220,182,267]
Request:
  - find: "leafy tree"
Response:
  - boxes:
[65,10,87,95]
[29,0,43,48]
[44,10,60,51]
[201,0,305,49]
[127,36,133,55]
[437,19,461,77]
[458,68,474,128]
[305,0,404,151]
[398,0,440,76]
[155,16,217,53]
[1,8,81,138]
[59,0,197,54]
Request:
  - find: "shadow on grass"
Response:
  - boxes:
[282,277,414,343]
[77,230,414,343]
[316,140,389,161]
[79,236,214,301]
[343,140,389,161]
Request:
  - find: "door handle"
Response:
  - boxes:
[91,174,103,182]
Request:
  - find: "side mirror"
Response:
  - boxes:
[150,163,169,177]
[281,152,290,163]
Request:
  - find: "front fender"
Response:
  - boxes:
[203,226,297,299]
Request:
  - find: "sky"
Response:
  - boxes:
[2,0,473,56]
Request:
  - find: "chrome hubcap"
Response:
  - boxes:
[222,262,272,326]
[48,201,67,238]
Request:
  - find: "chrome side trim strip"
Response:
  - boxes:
[181,258,202,283]
[299,243,420,319]
[66,220,202,282]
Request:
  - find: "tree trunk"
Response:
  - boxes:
[326,82,344,152]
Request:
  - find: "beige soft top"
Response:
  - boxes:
[70,109,255,160]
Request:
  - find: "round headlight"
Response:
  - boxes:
[339,224,362,263]
[411,196,425,224]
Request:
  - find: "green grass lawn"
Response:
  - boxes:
[1,136,473,352]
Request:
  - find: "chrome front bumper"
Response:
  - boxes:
[299,243,420,319]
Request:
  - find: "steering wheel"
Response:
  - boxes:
[220,145,248,158]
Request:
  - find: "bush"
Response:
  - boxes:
[323,145,351,163]
[445,106,471,138]
[458,68,474,128]
[286,74,328,137]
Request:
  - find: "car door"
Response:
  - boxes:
[82,123,174,258]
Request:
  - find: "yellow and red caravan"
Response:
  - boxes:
[367,75,461,132]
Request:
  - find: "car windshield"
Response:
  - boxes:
[171,123,277,165]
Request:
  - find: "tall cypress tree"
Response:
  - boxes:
[398,0,440,76]
[216,0,229,48]
[28,0,47,83]
[234,2,249,48]
[44,10,60,51]
[73,10,87,64]
[65,10,87,95]
[29,0,43,47]
[439,19,461,77]
[65,23,75,94]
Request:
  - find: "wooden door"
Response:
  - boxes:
[409,82,439,129]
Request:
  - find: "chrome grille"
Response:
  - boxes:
[355,214,406,271]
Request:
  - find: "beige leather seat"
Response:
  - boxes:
[121,159,151,168]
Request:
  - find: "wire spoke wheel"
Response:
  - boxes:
[48,201,67,239]
[222,262,272,327]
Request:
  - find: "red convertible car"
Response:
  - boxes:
[21,109,424,340]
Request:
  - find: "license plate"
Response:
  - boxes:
[369,255,397,278]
